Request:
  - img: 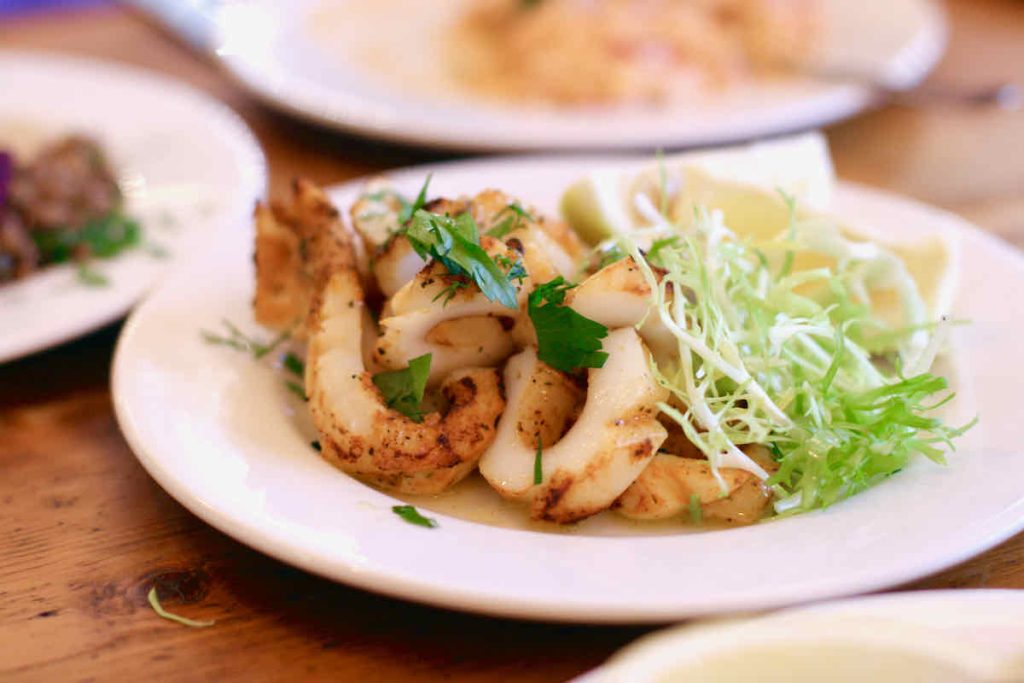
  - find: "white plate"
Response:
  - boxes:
[112,156,1024,623]
[0,51,266,363]
[206,0,945,151]
[583,590,1024,681]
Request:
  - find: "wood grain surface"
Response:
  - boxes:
[1,2,1022,681]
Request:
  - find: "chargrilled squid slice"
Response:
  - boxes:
[373,235,427,298]
[472,189,585,283]
[615,446,776,525]
[307,266,505,494]
[479,328,669,523]
[254,179,365,339]
[374,236,529,386]
[568,257,676,360]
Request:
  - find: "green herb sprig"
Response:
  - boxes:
[397,175,432,225]
[527,277,609,372]
[486,202,534,239]
[533,436,543,485]
[405,210,522,309]
[372,353,432,422]
[200,320,289,359]
[392,504,438,528]
[32,210,141,263]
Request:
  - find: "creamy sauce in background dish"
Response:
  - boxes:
[307,1,473,101]
[304,0,815,107]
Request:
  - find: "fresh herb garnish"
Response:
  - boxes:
[75,262,108,287]
[628,205,972,514]
[392,504,438,528]
[285,380,307,401]
[495,253,527,283]
[688,493,703,523]
[589,244,626,272]
[147,587,215,628]
[486,202,534,238]
[405,210,521,309]
[311,440,321,451]
[527,277,609,372]
[32,210,141,263]
[282,352,305,377]
[645,236,680,267]
[200,320,289,359]
[397,175,432,225]
[533,436,543,485]
[431,277,471,306]
[372,353,432,421]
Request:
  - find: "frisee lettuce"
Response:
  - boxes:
[624,205,970,514]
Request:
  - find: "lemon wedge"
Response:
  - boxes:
[561,137,958,351]
[560,132,834,245]
[677,169,958,327]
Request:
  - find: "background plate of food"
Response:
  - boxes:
[112,135,1024,623]
[193,0,946,151]
[0,51,266,363]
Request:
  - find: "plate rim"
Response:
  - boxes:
[210,0,947,152]
[112,154,1024,623]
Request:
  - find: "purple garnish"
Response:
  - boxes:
[0,151,12,209]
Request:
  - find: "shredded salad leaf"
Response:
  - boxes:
[528,276,609,372]
[624,205,971,514]
[372,353,432,422]
[147,587,215,628]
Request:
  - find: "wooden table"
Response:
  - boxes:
[1,2,1022,680]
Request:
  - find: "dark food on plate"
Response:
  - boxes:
[0,135,139,283]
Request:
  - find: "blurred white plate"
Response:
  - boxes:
[113,155,1024,623]
[584,590,1024,681]
[199,0,945,151]
[0,51,265,363]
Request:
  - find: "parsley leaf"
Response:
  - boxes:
[397,175,432,225]
[32,210,141,263]
[688,493,703,524]
[533,436,543,485]
[405,210,521,309]
[282,352,305,377]
[486,202,534,238]
[372,353,432,421]
[392,504,438,528]
[285,380,307,401]
[201,319,289,359]
[527,277,609,372]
